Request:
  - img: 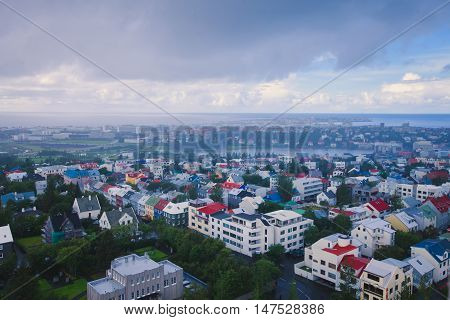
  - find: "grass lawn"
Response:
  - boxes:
[134,246,168,262]
[38,278,87,300]
[16,236,43,252]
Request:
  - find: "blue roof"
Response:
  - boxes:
[413,239,449,262]
[65,169,99,178]
[264,192,282,203]
[1,191,35,207]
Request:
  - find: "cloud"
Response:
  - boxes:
[402,72,421,81]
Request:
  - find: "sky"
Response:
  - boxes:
[0,0,449,115]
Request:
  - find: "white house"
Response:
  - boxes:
[410,239,449,283]
[239,196,264,214]
[316,191,336,206]
[303,234,367,290]
[99,207,139,231]
[351,218,395,258]
[6,170,28,182]
[72,195,101,220]
[360,258,413,300]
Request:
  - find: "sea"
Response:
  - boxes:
[0,112,449,128]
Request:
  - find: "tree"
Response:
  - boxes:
[331,266,358,299]
[333,215,352,234]
[210,185,223,203]
[391,195,403,210]
[374,246,405,260]
[289,280,299,299]
[56,245,83,277]
[252,258,280,299]
[265,244,285,264]
[336,184,352,207]
[399,279,413,300]
[395,231,422,255]
[278,175,293,202]
[187,187,198,200]
[2,268,39,300]
[258,201,283,213]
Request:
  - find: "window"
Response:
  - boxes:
[320,260,325,266]
[131,292,134,299]
[367,274,379,282]
[328,263,336,269]
[320,270,326,275]
[395,274,399,280]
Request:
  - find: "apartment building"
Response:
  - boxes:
[209,210,313,257]
[292,178,323,202]
[351,218,395,258]
[87,254,183,300]
[303,234,366,290]
[360,258,413,300]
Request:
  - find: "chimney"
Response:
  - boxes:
[119,207,122,212]
[22,208,25,213]
[89,195,91,201]
[33,206,36,211]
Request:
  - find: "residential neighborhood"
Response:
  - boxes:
[0,124,449,301]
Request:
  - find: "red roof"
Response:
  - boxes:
[198,202,227,215]
[339,255,369,276]
[367,198,390,212]
[222,182,241,190]
[323,243,357,256]
[154,199,169,211]
[330,208,354,217]
[426,195,450,214]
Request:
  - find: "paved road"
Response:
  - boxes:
[275,256,333,300]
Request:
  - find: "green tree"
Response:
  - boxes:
[289,280,299,299]
[252,258,280,299]
[278,175,293,202]
[333,215,352,234]
[374,246,406,260]
[2,268,39,300]
[331,266,358,299]
[258,201,283,213]
[391,195,403,210]
[210,185,223,203]
[265,244,285,264]
[187,187,198,200]
[336,184,352,207]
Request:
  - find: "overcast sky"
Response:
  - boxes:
[0,0,449,114]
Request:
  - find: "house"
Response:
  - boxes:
[227,189,253,209]
[35,176,47,195]
[125,172,147,185]
[239,196,264,214]
[87,254,183,300]
[42,212,84,244]
[411,239,449,283]
[144,196,161,220]
[360,258,413,300]
[188,200,227,237]
[422,195,450,231]
[64,169,100,189]
[154,199,169,220]
[363,198,390,218]
[407,255,434,288]
[1,192,36,208]
[385,211,419,232]
[5,170,27,182]
[161,202,189,227]
[99,207,139,231]
[400,207,436,231]
[137,195,150,217]
[352,183,378,203]
[226,173,244,186]
[351,218,395,258]
[402,196,421,209]
[72,195,101,220]
[34,165,66,178]
[316,191,336,206]
[302,234,365,290]
[0,224,14,263]
[329,207,370,225]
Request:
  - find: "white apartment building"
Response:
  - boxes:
[351,218,395,258]
[209,210,313,257]
[34,165,67,178]
[292,177,323,202]
[360,258,413,300]
[303,234,366,290]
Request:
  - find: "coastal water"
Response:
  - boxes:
[0,112,449,128]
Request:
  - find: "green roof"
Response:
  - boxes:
[293,209,306,215]
[145,195,160,207]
